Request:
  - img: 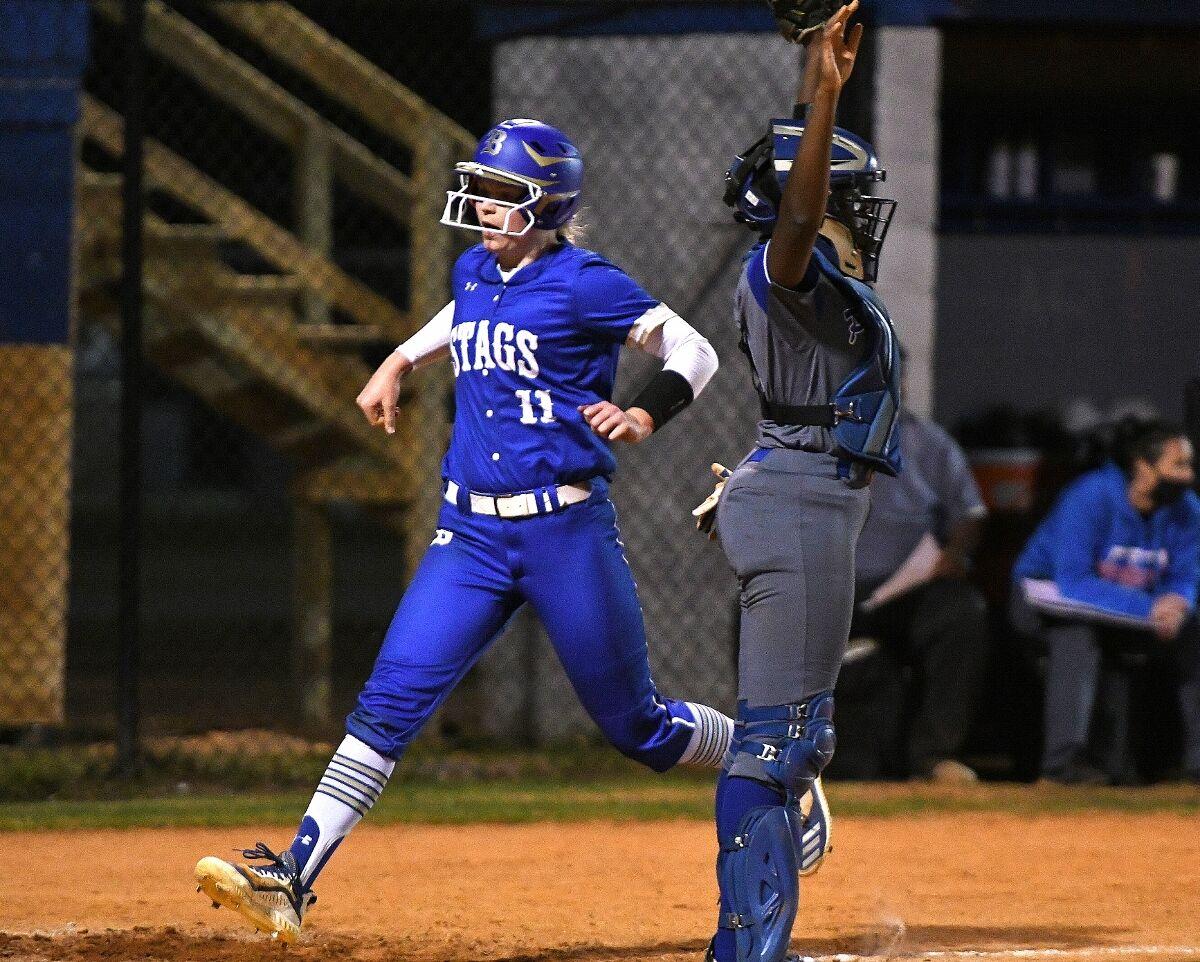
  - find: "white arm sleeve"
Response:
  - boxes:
[395,301,454,370]
[627,305,719,397]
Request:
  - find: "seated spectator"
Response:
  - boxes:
[1013,417,1200,785]
[850,406,990,783]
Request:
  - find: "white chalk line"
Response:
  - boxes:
[810,947,1200,962]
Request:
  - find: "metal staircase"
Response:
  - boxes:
[77,1,477,722]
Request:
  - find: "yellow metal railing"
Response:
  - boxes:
[209,1,476,579]
[79,1,481,722]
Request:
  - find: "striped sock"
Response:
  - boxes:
[678,702,735,768]
[287,735,395,888]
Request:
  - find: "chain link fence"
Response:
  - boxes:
[6,2,799,775]
[485,31,800,741]
[12,2,1199,794]
[69,0,480,747]
[0,346,73,729]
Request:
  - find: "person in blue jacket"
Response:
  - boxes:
[1013,417,1200,784]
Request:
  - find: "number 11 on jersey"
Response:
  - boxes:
[515,389,554,424]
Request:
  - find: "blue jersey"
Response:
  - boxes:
[442,242,661,493]
[1013,462,1200,617]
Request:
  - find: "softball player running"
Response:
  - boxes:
[194,118,734,942]
[701,5,902,960]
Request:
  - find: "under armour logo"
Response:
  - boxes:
[432,529,454,546]
[845,309,864,346]
[301,835,313,846]
[465,282,478,292]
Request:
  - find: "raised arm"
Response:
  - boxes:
[766,0,863,288]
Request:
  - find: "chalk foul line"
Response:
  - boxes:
[810,947,1200,962]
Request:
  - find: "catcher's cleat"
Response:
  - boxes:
[797,776,833,877]
[195,842,315,943]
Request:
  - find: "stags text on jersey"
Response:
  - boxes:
[450,319,539,379]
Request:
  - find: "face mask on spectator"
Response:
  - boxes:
[1151,476,1191,508]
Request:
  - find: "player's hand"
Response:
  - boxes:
[356,350,412,435]
[579,401,654,444]
[805,0,862,94]
[1149,593,1190,642]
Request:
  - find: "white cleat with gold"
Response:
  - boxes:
[798,775,833,877]
[195,843,315,943]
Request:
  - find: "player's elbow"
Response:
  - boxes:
[665,331,718,398]
[775,193,825,239]
[691,336,719,397]
[779,208,824,235]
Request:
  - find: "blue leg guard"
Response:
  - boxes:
[716,693,837,962]
[717,803,804,962]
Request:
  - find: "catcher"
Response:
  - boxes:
[698,2,903,960]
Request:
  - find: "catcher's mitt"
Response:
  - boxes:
[765,0,849,43]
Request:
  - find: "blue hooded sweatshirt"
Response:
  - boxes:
[1013,462,1200,618]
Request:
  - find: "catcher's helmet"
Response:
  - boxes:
[441,118,583,236]
[724,118,896,281]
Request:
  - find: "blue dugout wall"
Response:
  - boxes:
[0,0,87,343]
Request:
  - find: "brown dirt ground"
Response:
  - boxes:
[1,813,1198,962]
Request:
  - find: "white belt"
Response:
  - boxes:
[444,480,592,518]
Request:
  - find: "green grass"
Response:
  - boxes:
[0,779,706,831]
[2,776,1198,832]
[0,737,651,803]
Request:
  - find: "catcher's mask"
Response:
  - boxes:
[724,118,896,282]
[442,118,583,237]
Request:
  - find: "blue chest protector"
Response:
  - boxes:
[740,244,902,481]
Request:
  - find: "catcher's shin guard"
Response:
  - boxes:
[717,693,837,962]
[717,803,804,962]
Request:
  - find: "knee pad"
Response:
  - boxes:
[727,693,837,801]
[716,803,804,962]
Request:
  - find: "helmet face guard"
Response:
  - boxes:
[828,186,896,283]
[442,119,583,236]
[442,164,543,237]
[724,119,896,280]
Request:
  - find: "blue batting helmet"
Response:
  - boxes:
[724,119,896,281]
[441,119,584,236]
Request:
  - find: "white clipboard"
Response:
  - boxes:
[1021,578,1155,631]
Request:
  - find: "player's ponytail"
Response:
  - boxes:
[1110,416,1183,476]
[556,209,587,245]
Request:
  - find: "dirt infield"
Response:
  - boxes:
[2,811,1198,962]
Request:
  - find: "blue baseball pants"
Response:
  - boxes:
[346,482,695,770]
